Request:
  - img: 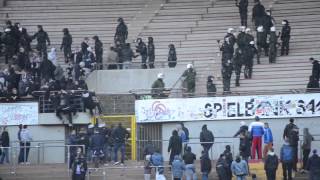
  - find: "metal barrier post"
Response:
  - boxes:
[102,168,106,180]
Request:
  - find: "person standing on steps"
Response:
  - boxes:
[112,123,130,165]
[268,26,278,63]
[263,122,273,159]
[264,148,279,180]
[233,47,245,87]
[136,38,148,69]
[32,25,50,60]
[252,0,265,28]
[0,126,10,164]
[182,64,196,96]
[93,36,103,70]
[200,151,212,180]
[219,37,234,93]
[168,130,182,165]
[235,0,248,27]
[168,44,177,68]
[114,17,128,44]
[147,37,155,69]
[200,124,214,154]
[249,116,264,160]
[280,139,294,180]
[60,28,72,63]
[301,128,314,173]
[206,75,217,96]
[231,155,249,180]
[280,20,291,56]
[283,118,299,172]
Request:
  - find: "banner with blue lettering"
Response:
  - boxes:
[135,93,320,123]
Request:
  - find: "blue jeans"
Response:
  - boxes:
[185,164,197,180]
[0,148,9,164]
[201,172,209,180]
[114,143,125,163]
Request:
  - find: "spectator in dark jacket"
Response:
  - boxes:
[32,25,50,59]
[310,57,320,81]
[264,148,279,180]
[6,67,20,91]
[207,76,217,96]
[112,123,129,165]
[200,124,214,153]
[252,0,265,28]
[306,149,320,180]
[234,121,249,137]
[19,28,32,53]
[200,151,212,180]
[93,36,103,69]
[183,146,197,180]
[307,75,320,92]
[1,28,15,64]
[147,37,155,68]
[119,43,137,69]
[168,130,182,165]
[301,128,314,172]
[40,58,56,83]
[216,154,229,180]
[0,126,10,164]
[81,91,102,116]
[136,38,148,69]
[168,44,177,68]
[223,145,233,180]
[114,17,128,44]
[60,28,72,63]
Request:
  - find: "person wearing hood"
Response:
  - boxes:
[216,154,229,180]
[223,145,233,180]
[268,26,278,63]
[280,139,294,180]
[114,17,128,44]
[264,148,279,180]
[168,44,177,68]
[1,27,15,64]
[256,26,268,64]
[93,36,103,69]
[219,37,234,93]
[301,128,314,172]
[151,73,166,98]
[280,20,291,56]
[249,116,264,160]
[310,57,320,82]
[231,155,249,180]
[147,37,155,68]
[32,25,50,59]
[307,75,320,92]
[60,28,72,63]
[236,0,248,26]
[168,130,182,165]
[19,28,32,53]
[306,149,320,180]
[172,155,185,180]
[207,75,216,96]
[182,64,196,96]
[183,146,197,180]
[200,151,211,180]
[200,124,214,153]
[136,38,148,69]
[263,122,273,159]
[252,0,265,28]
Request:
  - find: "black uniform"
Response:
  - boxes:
[281,23,291,56]
[269,31,278,63]
[206,76,217,96]
[233,48,245,86]
[237,32,247,50]
[311,59,320,81]
[220,41,234,93]
[168,44,177,68]
[243,44,257,79]
[236,0,248,26]
[93,36,103,69]
[147,37,155,68]
[1,30,15,64]
[262,14,274,35]
[19,29,32,53]
[136,38,148,69]
[33,26,50,59]
[257,28,268,63]
[114,18,128,44]
[60,29,72,63]
[252,1,266,28]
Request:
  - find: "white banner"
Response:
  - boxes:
[135,93,320,123]
[0,102,39,125]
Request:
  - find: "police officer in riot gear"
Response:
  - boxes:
[114,17,128,44]
[225,28,236,48]
[219,37,234,93]
[237,26,247,50]
[256,26,268,64]
[32,25,50,60]
[244,41,258,79]
[233,47,245,87]
[280,20,291,56]
[244,28,254,45]
[136,38,148,69]
[182,64,197,96]
[147,37,155,69]
[269,26,278,63]
[236,0,248,27]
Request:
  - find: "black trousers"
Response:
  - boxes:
[266,169,276,180]
[239,10,247,27]
[302,149,311,170]
[235,64,242,86]
[282,162,293,180]
[281,38,290,55]
[291,145,298,171]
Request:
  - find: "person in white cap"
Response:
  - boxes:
[244,28,254,45]
[182,64,196,96]
[268,26,278,63]
[280,20,291,56]
[236,0,248,26]
[225,28,236,47]
[220,37,234,93]
[151,73,166,98]
[256,26,268,64]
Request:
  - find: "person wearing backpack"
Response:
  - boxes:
[306,149,320,180]
[280,140,294,180]
[200,124,214,153]
[264,148,279,180]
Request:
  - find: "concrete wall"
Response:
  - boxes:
[3,112,91,164]
[162,117,320,161]
[86,68,185,94]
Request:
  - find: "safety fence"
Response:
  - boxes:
[87,165,172,180]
